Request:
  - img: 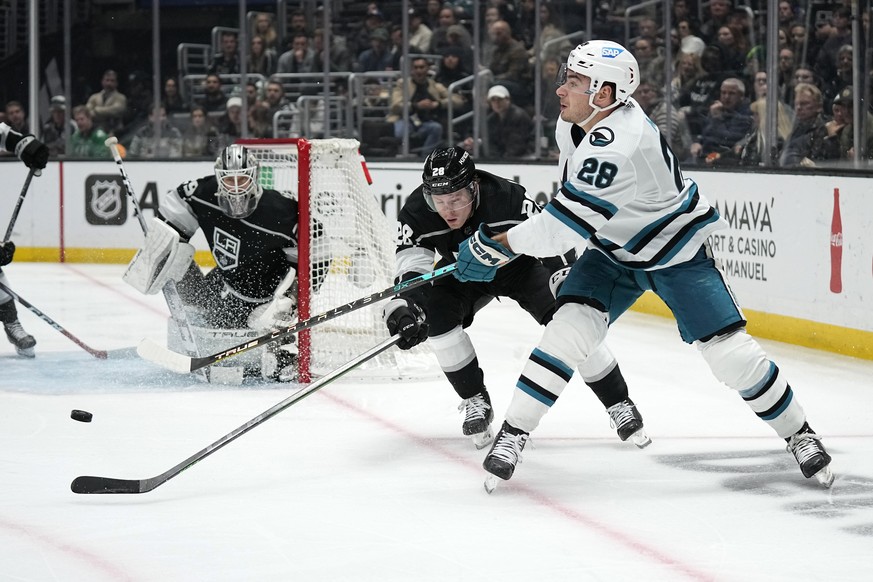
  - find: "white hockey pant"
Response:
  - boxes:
[696,330,805,438]
[506,303,608,433]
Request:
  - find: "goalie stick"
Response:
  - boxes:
[0,280,108,359]
[138,262,456,373]
[4,167,36,241]
[71,334,401,494]
[104,137,207,380]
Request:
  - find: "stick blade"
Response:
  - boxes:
[71,476,143,494]
[137,338,194,373]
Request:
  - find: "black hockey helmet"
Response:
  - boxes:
[421,146,477,211]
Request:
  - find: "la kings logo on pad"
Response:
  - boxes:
[213,228,240,270]
[84,175,127,225]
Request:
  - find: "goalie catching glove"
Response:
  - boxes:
[0,241,15,267]
[453,224,515,283]
[382,297,428,350]
[123,217,195,294]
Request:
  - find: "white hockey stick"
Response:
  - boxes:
[105,137,207,379]
[72,334,402,494]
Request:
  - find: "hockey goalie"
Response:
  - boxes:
[124,144,304,383]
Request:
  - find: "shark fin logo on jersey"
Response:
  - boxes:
[601,47,623,58]
[589,127,615,147]
[213,227,240,270]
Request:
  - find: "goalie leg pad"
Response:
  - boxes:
[697,330,806,438]
[123,217,195,295]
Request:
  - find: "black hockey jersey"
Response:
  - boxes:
[394,169,546,297]
[160,175,299,302]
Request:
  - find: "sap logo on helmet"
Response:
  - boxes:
[601,47,623,58]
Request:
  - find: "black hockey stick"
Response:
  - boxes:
[4,167,36,241]
[0,280,108,359]
[104,137,206,379]
[71,334,401,494]
[138,262,456,374]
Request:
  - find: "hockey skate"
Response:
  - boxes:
[261,341,298,382]
[4,320,36,357]
[459,391,494,449]
[483,421,529,493]
[606,399,651,448]
[786,423,834,488]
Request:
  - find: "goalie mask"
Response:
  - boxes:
[421,146,478,213]
[559,40,640,119]
[215,144,263,218]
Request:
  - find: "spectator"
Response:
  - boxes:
[715,25,746,76]
[252,12,279,53]
[779,0,799,29]
[125,70,153,131]
[248,102,273,138]
[673,0,700,33]
[430,6,472,56]
[208,30,240,75]
[535,2,571,62]
[788,23,808,59]
[672,51,705,104]
[128,106,183,158]
[353,7,387,57]
[487,20,533,108]
[424,0,442,31]
[216,96,244,149]
[388,24,418,71]
[734,98,795,166]
[245,81,261,108]
[40,96,75,157]
[197,74,228,113]
[690,77,754,162]
[752,70,769,101]
[277,32,316,74]
[287,10,311,38]
[4,100,27,134]
[262,79,291,121]
[637,17,662,48]
[633,36,666,87]
[249,34,277,77]
[780,82,832,167]
[485,84,533,158]
[355,27,393,73]
[814,6,852,82]
[85,69,127,135]
[70,105,109,158]
[680,44,728,139]
[408,8,433,55]
[776,47,797,103]
[181,106,220,158]
[479,5,502,66]
[386,56,459,158]
[633,81,693,162]
[162,77,188,115]
[538,56,563,152]
[699,0,733,44]
[823,86,873,160]
[312,27,352,73]
[821,44,853,114]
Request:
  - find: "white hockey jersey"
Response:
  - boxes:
[507,98,727,270]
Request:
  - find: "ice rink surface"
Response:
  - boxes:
[1,263,871,582]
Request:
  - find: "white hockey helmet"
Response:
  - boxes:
[564,40,640,105]
[214,144,263,218]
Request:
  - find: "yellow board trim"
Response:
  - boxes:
[631,291,873,361]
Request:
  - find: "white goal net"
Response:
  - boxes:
[238,138,438,382]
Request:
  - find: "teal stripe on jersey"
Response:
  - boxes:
[545,201,596,239]
[652,209,721,267]
[562,181,618,219]
[623,182,698,253]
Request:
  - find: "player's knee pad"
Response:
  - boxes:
[577,342,618,382]
[428,325,476,373]
[538,302,608,370]
[697,329,770,390]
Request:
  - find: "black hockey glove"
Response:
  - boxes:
[16,135,49,171]
[382,297,428,350]
[0,241,15,267]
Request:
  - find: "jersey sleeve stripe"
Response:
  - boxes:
[561,182,618,219]
[545,200,597,239]
[605,208,720,269]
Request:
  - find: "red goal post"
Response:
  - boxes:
[236,138,438,383]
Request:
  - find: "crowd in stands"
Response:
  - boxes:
[1,0,870,166]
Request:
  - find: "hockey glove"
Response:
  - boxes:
[15,135,49,171]
[382,297,428,350]
[548,266,572,298]
[0,241,15,267]
[454,224,514,283]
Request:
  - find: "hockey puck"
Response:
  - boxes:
[71,409,93,423]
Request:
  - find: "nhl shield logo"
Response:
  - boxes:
[213,227,240,270]
[85,175,127,225]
